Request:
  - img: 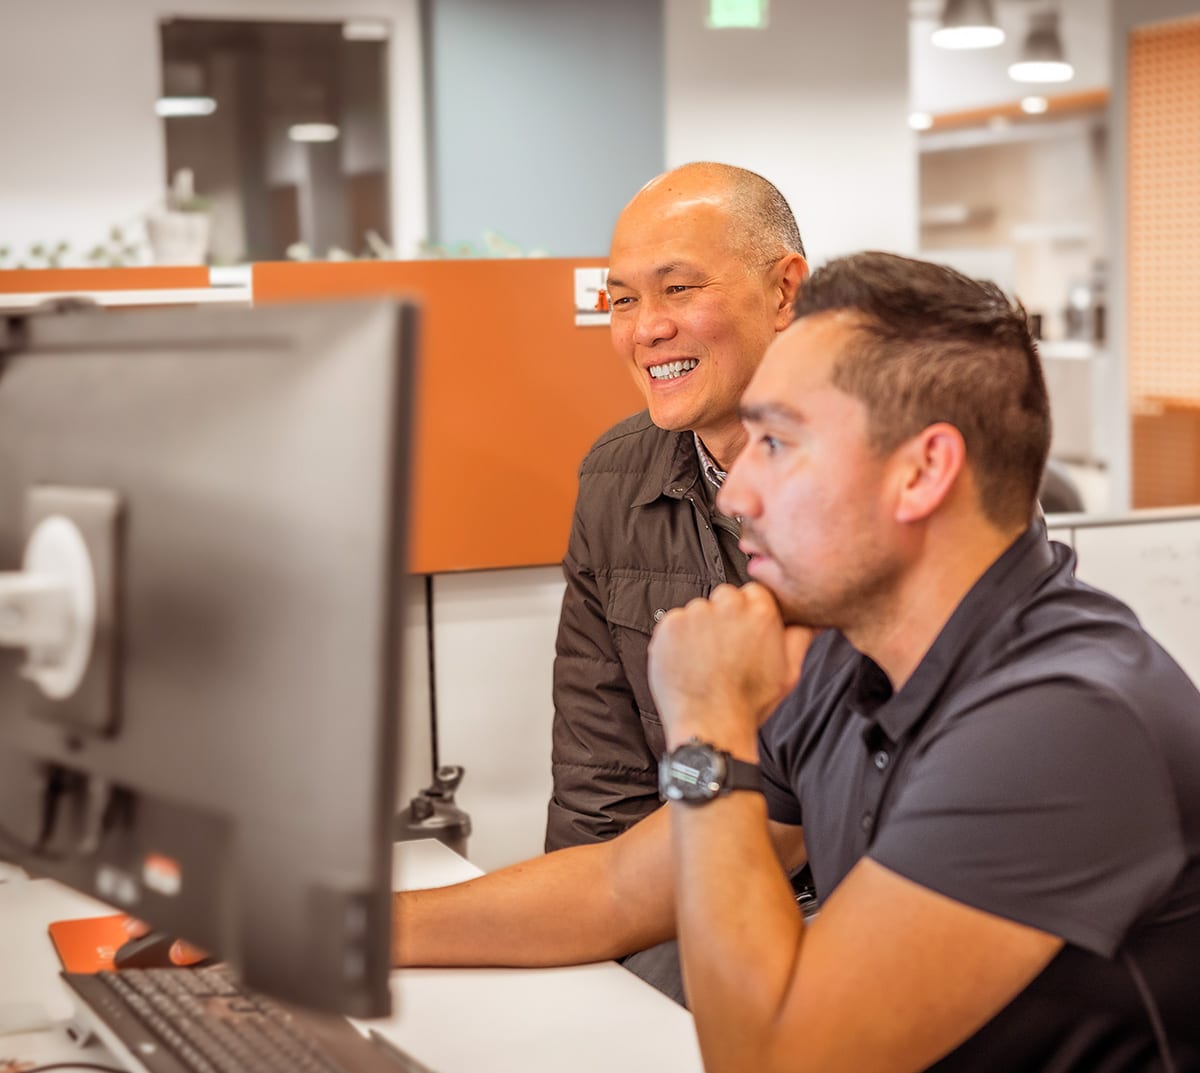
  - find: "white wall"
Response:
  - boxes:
[0,0,425,265]
[430,569,566,872]
[664,0,917,264]
[0,3,163,265]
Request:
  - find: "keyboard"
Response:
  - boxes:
[62,962,437,1073]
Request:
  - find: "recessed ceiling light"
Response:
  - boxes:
[289,123,340,143]
[155,97,217,118]
[909,112,935,131]
[1020,95,1050,115]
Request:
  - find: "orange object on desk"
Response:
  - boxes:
[47,913,130,974]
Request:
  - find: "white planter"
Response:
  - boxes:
[146,210,211,265]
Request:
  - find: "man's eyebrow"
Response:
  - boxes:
[739,400,806,426]
[606,262,699,290]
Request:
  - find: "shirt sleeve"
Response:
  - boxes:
[759,688,806,826]
[757,632,861,829]
[868,678,1186,956]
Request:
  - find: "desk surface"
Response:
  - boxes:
[0,839,704,1073]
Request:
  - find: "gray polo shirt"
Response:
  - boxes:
[758,525,1200,1070]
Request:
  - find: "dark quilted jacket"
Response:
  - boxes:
[544,411,749,852]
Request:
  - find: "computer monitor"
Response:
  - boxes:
[0,296,419,1018]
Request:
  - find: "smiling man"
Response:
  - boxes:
[397,252,1200,1072]
[547,163,808,859]
[545,164,808,1002]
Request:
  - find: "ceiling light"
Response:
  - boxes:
[1020,95,1050,115]
[289,123,340,143]
[909,112,935,131]
[931,0,1004,49]
[1009,11,1075,83]
[155,97,216,118]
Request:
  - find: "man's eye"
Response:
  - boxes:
[761,435,783,455]
[665,285,692,295]
[611,295,635,307]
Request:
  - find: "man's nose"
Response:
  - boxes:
[632,297,676,346]
[717,457,753,519]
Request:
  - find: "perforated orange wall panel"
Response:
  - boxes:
[1127,15,1200,406]
[1127,15,1200,506]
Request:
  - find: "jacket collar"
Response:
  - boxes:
[631,428,700,508]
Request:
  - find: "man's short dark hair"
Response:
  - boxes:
[793,251,1050,529]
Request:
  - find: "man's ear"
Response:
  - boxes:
[892,422,967,523]
[774,253,809,330]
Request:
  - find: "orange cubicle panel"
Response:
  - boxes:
[253,259,642,574]
[0,267,210,293]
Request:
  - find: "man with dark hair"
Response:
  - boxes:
[397,252,1200,1071]
[548,162,807,850]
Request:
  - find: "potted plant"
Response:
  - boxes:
[145,168,212,265]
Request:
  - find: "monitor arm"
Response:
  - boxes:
[0,486,122,735]
[0,514,96,700]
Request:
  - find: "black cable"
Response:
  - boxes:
[0,311,31,366]
[423,573,439,778]
[0,765,68,865]
[1121,947,1177,1073]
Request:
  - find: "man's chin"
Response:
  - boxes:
[645,406,692,433]
[750,574,808,626]
[774,592,830,631]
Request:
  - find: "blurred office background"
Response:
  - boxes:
[2,0,1197,868]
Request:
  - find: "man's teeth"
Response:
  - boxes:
[648,359,699,381]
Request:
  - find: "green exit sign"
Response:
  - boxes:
[707,0,768,29]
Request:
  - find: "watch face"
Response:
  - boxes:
[660,742,727,803]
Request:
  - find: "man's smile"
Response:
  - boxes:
[647,358,699,381]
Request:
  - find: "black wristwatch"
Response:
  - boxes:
[658,737,763,805]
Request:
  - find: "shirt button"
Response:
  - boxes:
[873,750,890,771]
[860,812,874,833]
[653,608,666,622]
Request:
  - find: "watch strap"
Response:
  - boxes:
[722,753,763,795]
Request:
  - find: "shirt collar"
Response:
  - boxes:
[693,432,728,492]
[851,522,1059,742]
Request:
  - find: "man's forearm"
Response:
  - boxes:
[394,811,677,968]
[671,795,806,1073]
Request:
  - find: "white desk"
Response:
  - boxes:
[0,871,119,1067]
[0,839,705,1073]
